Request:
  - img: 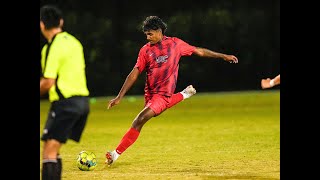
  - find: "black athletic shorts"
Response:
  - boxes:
[41,96,90,143]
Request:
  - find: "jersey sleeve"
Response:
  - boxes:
[42,43,63,79]
[175,38,196,56]
[134,46,147,73]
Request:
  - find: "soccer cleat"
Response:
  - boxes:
[105,151,114,166]
[105,150,120,166]
[181,85,197,99]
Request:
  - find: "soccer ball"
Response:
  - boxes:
[76,151,97,171]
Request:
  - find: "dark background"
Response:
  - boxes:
[40,0,280,97]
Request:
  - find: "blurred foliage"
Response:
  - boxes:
[40,0,280,97]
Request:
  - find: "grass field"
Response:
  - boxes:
[40,90,280,180]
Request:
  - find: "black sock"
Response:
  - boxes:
[42,159,60,180]
[57,155,62,177]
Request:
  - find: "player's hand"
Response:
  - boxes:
[261,78,272,89]
[107,97,121,109]
[224,55,238,63]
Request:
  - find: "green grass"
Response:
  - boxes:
[40,90,280,180]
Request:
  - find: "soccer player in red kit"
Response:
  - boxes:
[105,16,238,166]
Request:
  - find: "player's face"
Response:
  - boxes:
[144,29,162,44]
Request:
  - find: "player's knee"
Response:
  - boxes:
[133,115,148,127]
[132,117,143,127]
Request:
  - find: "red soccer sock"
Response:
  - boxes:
[115,127,140,154]
[167,92,184,108]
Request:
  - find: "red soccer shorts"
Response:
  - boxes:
[144,94,171,116]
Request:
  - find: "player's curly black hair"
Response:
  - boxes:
[40,5,63,30]
[142,16,167,34]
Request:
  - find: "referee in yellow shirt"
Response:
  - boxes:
[40,5,90,180]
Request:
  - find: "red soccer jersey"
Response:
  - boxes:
[135,36,196,97]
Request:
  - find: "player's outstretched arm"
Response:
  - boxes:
[261,74,280,89]
[107,67,140,109]
[193,47,238,63]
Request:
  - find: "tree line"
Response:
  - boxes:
[40,0,280,97]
